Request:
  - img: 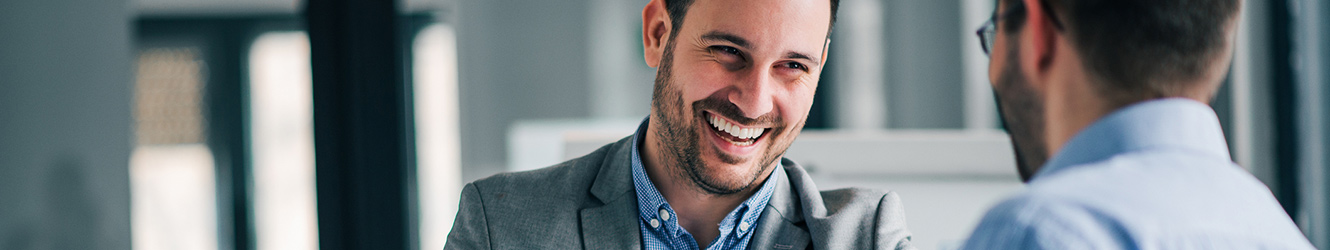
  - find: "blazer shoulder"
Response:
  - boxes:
[781,160,901,216]
[815,188,908,230]
[816,187,897,213]
[809,188,914,250]
[774,160,915,249]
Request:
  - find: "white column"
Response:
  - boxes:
[833,0,888,130]
[962,0,997,131]
[414,23,464,250]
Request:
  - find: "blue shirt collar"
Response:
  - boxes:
[629,117,779,239]
[1034,98,1233,180]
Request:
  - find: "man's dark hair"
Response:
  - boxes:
[663,0,841,40]
[1002,0,1241,104]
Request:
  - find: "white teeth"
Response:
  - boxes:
[706,113,765,141]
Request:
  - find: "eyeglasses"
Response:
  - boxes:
[974,0,1064,57]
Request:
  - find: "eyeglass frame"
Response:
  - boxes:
[975,0,1065,57]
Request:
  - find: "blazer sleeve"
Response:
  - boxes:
[444,183,491,250]
[875,191,916,250]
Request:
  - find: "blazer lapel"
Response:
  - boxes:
[748,163,811,250]
[580,197,640,250]
[579,137,642,250]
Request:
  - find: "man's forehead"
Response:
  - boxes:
[681,0,832,54]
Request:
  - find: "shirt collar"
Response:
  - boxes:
[629,117,779,237]
[1033,98,1233,180]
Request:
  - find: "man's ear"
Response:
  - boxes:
[1018,0,1060,88]
[642,0,671,68]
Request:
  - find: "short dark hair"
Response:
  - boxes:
[663,0,841,40]
[1003,0,1241,103]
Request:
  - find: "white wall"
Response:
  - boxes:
[0,0,134,249]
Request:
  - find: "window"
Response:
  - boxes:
[248,31,318,250]
[131,47,218,250]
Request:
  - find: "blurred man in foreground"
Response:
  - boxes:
[962,0,1314,248]
[445,0,915,249]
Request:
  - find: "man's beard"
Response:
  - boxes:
[993,45,1049,182]
[649,41,798,195]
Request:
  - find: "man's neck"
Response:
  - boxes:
[1042,65,1113,163]
[641,120,770,246]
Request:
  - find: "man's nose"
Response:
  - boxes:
[728,68,775,119]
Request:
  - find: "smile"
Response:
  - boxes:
[706,112,768,147]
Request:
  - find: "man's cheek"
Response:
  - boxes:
[791,95,816,119]
[683,84,728,103]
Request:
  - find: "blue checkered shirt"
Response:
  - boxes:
[629,120,778,250]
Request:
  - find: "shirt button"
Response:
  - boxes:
[738,221,750,231]
[649,218,661,228]
[659,209,671,221]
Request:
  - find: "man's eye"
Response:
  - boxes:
[708,46,746,69]
[709,46,745,62]
[782,62,808,71]
[711,45,742,56]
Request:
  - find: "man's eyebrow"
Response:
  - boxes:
[786,51,820,66]
[700,31,750,48]
[702,31,821,66]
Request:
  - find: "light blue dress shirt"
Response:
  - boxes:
[961,98,1315,249]
[628,119,779,250]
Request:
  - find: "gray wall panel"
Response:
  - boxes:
[885,0,966,129]
[0,0,134,249]
[457,0,594,182]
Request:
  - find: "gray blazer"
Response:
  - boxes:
[445,136,915,249]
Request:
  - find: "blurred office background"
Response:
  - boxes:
[0,0,1327,250]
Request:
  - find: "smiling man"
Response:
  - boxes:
[443,0,914,249]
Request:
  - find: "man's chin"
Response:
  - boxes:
[689,168,759,195]
[688,154,769,193]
